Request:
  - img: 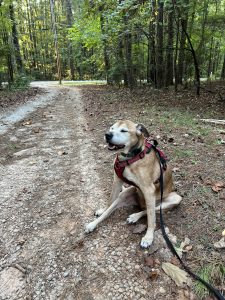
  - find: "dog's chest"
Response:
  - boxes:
[123,167,139,186]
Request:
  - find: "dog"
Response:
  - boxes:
[85,120,182,248]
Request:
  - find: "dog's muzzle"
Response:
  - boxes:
[105,132,113,142]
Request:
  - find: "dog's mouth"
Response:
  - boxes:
[107,142,125,151]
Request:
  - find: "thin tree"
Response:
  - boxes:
[9,3,23,73]
[50,0,62,84]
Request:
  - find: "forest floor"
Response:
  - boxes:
[0,82,224,300]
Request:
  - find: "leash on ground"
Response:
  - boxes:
[155,147,225,300]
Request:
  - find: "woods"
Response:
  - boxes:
[0,0,225,90]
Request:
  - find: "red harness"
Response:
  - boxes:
[114,139,167,186]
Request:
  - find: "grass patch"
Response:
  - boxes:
[62,80,106,86]
[174,149,194,159]
[194,263,225,299]
[145,107,212,136]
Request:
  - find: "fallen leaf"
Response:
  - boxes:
[175,237,192,258]
[162,262,189,287]
[168,232,178,244]
[184,245,193,251]
[214,237,225,249]
[149,268,160,281]
[132,224,147,234]
[211,181,225,193]
[145,257,155,267]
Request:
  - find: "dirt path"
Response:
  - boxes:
[0,86,176,300]
[2,85,224,300]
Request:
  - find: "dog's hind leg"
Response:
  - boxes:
[155,192,182,211]
[127,192,182,224]
[85,187,137,233]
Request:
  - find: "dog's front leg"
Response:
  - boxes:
[95,173,123,216]
[140,184,156,248]
[85,175,123,233]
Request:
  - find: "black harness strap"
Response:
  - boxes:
[154,147,225,300]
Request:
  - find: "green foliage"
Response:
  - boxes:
[9,74,32,90]
[0,0,225,84]
[69,16,102,50]
[194,263,225,299]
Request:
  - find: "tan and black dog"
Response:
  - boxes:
[85,120,182,248]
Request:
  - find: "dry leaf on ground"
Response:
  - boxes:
[149,268,160,281]
[162,262,189,287]
[175,237,192,258]
[211,181,225,193]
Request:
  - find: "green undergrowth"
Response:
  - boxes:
[194,263,225,299]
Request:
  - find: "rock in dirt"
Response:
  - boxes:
[0,267,26,299]
[214,237,225,249]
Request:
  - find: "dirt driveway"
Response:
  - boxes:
[0,84,223,300]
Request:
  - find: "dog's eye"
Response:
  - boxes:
[121,129,128,133]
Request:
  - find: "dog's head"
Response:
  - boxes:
[105,120,149,151]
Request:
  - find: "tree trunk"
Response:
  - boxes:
[165,10,174,87]
[123,13,135,88]
[28,0,38,70]
[118,37,127,86]
[65,0,75,80]
[221,54,225,79]
[181,20,200,95]
[9,4,23,73]
[207,37,213,78]
[99,5,111,84]
[177,0,189,85]
[2,31,14,83]
[156,0,164,88]
[177,19,188,84]
[196,0,208,66]
[50,0,62,84]
[174,21,179,92]
[147,0,157,86]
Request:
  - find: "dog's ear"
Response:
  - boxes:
[136,124,150,137]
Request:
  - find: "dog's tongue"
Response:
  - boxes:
[108,143,116,150]
[107,143,125,150]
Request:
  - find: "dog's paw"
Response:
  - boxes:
[127,213,140,224]
[94,208,106,217]
[140,234,153,248]
[85,221,96,233]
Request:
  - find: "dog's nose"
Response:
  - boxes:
[105,132,113,142]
